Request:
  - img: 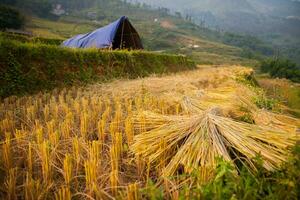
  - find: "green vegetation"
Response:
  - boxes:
[24,16,258,66]
[27,17,97,39]
[222,32,274,57]
[6,0,259,66]
[257,77,300,118]
[0,5,25,30]
[136,0,300,65]
[253,92,277,111]
[1,0,268,66]
[141,145,300,199]
[171,145,300,200]
[260,58,300,83]
[0,38,195,98]
[4,0,53,18]
[0,32,63,45]
[236,73,278,120]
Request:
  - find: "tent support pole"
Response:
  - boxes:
[129,24,137,49]
[120,19,125,49]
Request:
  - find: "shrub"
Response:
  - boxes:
[0,39,195,98]
[260,58,300,83]
[0,5,25,30]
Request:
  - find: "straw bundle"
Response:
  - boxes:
[165,84,300,134]
[131,96,298,180]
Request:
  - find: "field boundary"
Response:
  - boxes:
[0,39,195,98]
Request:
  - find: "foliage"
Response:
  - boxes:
[0,53,25,96]
[2,0,53,18]
[236,72,277,111]
[260,58,300,83]
[191,145,300,200]
[51,0,104,10]
[253,91,277,110]
[0,39,195,98]
[222,32,274,57]
[2,0,130,15]
[0,0,17,5]
[0,5,25,30]
[236,72,259,88]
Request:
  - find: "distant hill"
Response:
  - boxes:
[135,0,300,65]
[135,0,255,14]
[136,0,300,34]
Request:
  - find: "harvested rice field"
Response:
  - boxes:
[0,66,299,199]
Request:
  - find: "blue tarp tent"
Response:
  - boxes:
[62,16,143,50]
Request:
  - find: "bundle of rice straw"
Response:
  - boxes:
[170,85,300,134]
[131,95,298,181]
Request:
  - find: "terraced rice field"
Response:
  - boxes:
[0,66,298,199]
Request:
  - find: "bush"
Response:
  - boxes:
[222,32,274,56]
[0,39,195,98]
[0,5,25,30]
[260,58,300,83]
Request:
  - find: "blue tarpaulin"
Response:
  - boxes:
[62,16,143,49]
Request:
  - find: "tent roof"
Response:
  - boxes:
[62,16,141,49]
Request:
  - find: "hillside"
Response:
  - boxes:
[23,7,268,66]
[136,0,255,14]
[25,17,256,66]
[2,0,300,63]
[2,0,271,65]
[137,0,300,34]
[136,0,300,65]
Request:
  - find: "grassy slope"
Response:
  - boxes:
[26,18,96,39]
[257,75,300,117]
[24,6,257,66]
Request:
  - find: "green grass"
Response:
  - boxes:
[27,18,98,39]
[177,50,258,66]
[0,32,63,45]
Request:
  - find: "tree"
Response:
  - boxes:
[0,5,25,30]
[260,58,300,83]
[175,12,182,19]
[0,0,17,5]
[21,0,52,17]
